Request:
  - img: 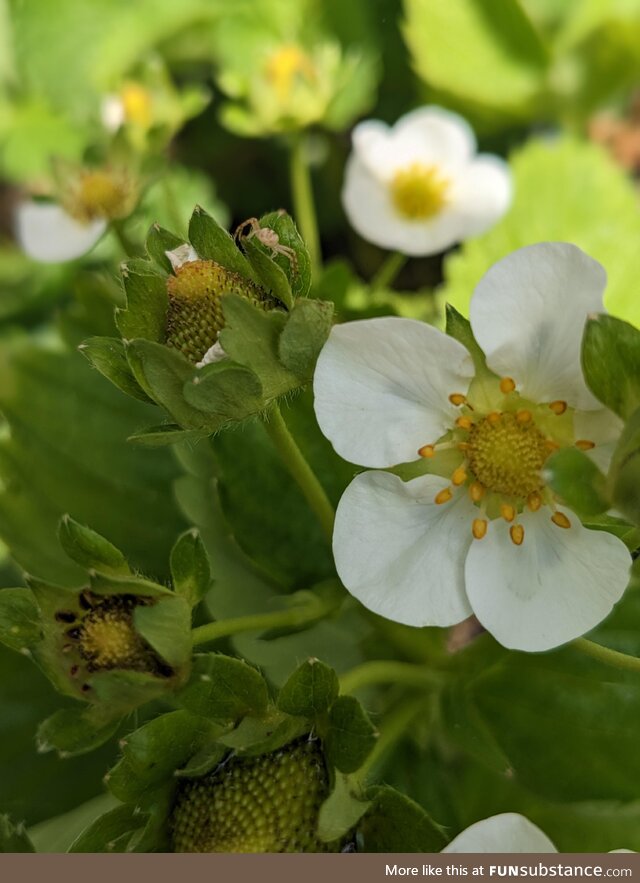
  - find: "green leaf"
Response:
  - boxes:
[544,448,609,517]
[316,773,370,843]
[360,785,447,852]
[116,260,168,343]
[106,710,213,804]
[79,337,153,404]
[582,315,640,419]
[441,138,640,326]
[241,237,293,309]
[403,0,548,124]
[68,804,145,853]
[325,695,377,774]
[277,658,339,719]
[58,516,131,577]
[0,341,186,585]
[0,588,41,651]
[0,815,35,853]
[169,529,211,607]
[608,406,640,525]
[176,653,269,720]
[278,299,334,378]
[133,596,192,669]
[188,205,256,282]
[36,708,120,757]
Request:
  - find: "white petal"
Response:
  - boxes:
[444,814,557,853]
[572,408,623,473]
[333,471,474,627]
[196,340,227,368]
[352,106,476,181]
[465,508,631,651]
[166,242,199,270]
[470,243,607,410]
[448,155,512,239]
[101,94,125,131]
[313,317,475,468]
[15,202,106,264]
[341,154,408,252]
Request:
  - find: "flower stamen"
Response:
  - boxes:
[516,409,532,424]
[575,439,595,451]
[500,503,516,523]
[456,416,474,430]
[434,487,453,505]
[551,511,571,529]
[472,518,488,540]
[499,377,516,394]
[452,465,467,486]
[449,393,467,406]
[469,481,485,502]
[549,400,568,415]
[510,524,525,546]
[527,491,542,511]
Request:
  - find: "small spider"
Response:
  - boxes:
[235,216,298,274]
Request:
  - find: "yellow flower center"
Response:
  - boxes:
[120,82,153,128]
[390,163,449,220]
[264,45,314,101]
[65,169,133,222]
[76,596,152,672]
[467,412,549,498]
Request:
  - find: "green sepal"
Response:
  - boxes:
[277,299,334,378]
[316,773,371,844]
[79,337,154,404]
[124,339,209,430]
[174,743,227,778]
[88,670,185,721]
[68,805,146,853]
[582,315,640,419]
[169,529,212,607]
[146,223,185,274]
[216,709,307,757]
[0,587,41,651]
[241,237,293,309]
[58,516,132,577]
[188,205,257,283]
[127,424,205,446]
[106,710,215,805]
[608,405,640,525]
[544,448,609,517]
[175,653,269,721]
[277,658,339,720]
[257,211,311,300]
[0,815,36,853]
[133,596,192,670]
[86,572,174,599]
[445,304,492,377]
[360,785,448,852]
[325,695,378,774]
[116,260,168,342]
[36,707,121,757]
[182,360,264,425]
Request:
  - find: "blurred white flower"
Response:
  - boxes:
[15,201,106,264]
[444,813,634,853]
[342,106,511,256]
[314,243,630,651]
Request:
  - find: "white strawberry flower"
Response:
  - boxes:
[313,243,631,652]
[342,106,512,256]
[444,813,634,853]
[15,201,106,264]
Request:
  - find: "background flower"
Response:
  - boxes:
[342,106,512,256]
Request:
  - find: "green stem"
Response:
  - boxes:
[573,638,640,673]
[161,174,184,234]
[339,660,443,695]
[263,404,335,543]
[289,135,321,279]
[370,251,407,291]
[192,604,322,647]
[111,220,139,258]
[355,697,429,785]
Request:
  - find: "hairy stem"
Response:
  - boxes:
[263,404,335,543]
[192,602,326,647]
[370,251,407,291]
[573,637,640,673]
[339,660,444,695]
[289,135,321,279]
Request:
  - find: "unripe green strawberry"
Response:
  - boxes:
[165,259,277,363]
[171,738,337,853]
